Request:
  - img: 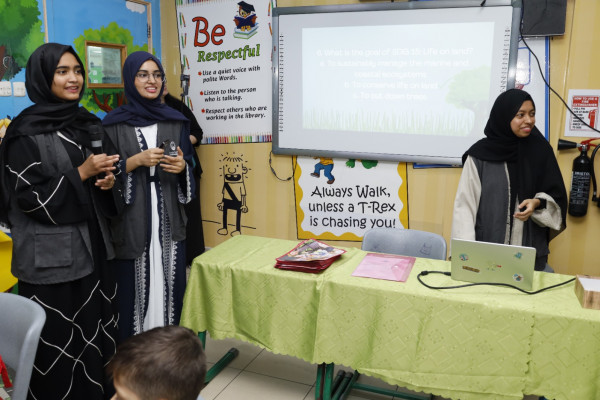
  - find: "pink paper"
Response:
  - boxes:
[352,253,415,282]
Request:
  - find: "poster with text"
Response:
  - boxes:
[295,156,408,241]
[564,89,600,137]
[177,0,274,143]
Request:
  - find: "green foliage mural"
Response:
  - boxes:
[0,0,44,80]
[74,22,147,113]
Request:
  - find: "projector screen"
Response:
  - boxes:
[272,1,521,165]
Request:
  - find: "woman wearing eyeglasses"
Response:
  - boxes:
[102,51,195,341]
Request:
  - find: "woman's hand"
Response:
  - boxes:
[136,147,165,168]
[78,153,120,181]
[95,171,116,190]
[514,198,541,221]
[160,147,186,174]
[126,148,165,172]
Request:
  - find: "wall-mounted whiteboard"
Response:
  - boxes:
[272,0,522,165]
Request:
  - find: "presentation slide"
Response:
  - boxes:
[274,3,518,164]
[302,22,493,137]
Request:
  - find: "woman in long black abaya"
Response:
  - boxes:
[0,43,121,399]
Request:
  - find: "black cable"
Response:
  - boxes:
[519,0,600,135]
[417,270,576,295]
[519,1,600,204]
[269,150,295,181]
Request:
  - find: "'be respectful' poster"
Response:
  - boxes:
[176,0,274,143]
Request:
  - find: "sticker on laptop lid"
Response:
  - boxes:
[486,264,502,271]
[462,265,479,273]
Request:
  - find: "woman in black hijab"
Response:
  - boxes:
[0,43,121,399]
[102,52,194,342]
[452,89,567,271]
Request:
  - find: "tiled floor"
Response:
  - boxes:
[200,334,544,400]
[200,333,434,400]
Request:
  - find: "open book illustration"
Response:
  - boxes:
[352,253,416,282]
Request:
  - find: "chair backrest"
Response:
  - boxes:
[0,292,46,400]
[361,228,447,260]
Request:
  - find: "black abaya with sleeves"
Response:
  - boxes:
[0,43,119,400]
[7,135,118,400]
[164,93,205,262]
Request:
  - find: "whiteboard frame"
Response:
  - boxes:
[272,0,522,164]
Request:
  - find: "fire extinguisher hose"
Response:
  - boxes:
[590,144,600,202]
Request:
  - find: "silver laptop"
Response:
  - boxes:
[450,238,537,290]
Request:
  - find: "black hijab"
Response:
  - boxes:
[0,43,100,225]
[2,43,100,144]
[463,88,567,233]
[102,51,187,127]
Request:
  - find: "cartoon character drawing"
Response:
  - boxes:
[217,154,249,236]
[234,1,257,32]
[310,157,335,184]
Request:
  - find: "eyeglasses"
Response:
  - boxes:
[135,72,164,82]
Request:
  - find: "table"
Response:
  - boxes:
[180,235,600,400]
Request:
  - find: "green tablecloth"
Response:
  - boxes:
[180,235,600,400]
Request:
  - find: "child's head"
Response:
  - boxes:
[108,325,206,400]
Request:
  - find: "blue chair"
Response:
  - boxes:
[361,228,447,260]
[320,228,446,400]
[0,293,46,400]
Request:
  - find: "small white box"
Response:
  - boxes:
[575,275,600,310]
[12,82,26,97]
[0,81,11,96]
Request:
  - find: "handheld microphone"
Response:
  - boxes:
[89,124,104,155]
[89,124,105,178]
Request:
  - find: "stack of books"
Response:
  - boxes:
[275,239,345,273]
[233,24,258,39]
